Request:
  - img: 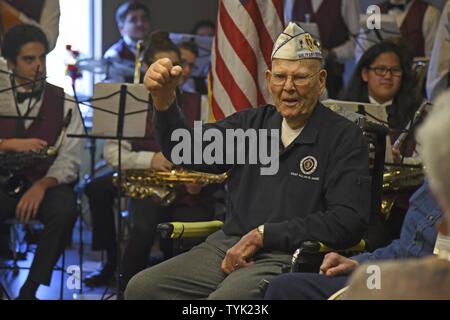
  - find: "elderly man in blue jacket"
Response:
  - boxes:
[124,22,371,300]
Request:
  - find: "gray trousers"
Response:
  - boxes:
[124,230,292,300]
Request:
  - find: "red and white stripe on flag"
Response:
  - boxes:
[209,0,284,120]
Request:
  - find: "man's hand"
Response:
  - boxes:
[144,58,183,111]
[1,138,47,152]
[221,229,263,274]
[15,177,57,223]
[319,252,359,277]
[150,152,173,172]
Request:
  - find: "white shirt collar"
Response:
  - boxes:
[281,118,304,148]
[122,35,138,51]
[369,96,393,108]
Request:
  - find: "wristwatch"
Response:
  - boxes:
[257,224,264,243]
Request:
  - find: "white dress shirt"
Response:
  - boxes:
[15,87,83,184]
[281,118,304,147]
[18,0,60,51]
[426,0,450,101]
[284,0,360,63]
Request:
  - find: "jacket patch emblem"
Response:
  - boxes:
[300,156,318,175]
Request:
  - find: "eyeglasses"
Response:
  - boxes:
[367,66,403,77]
[271,70,321,86]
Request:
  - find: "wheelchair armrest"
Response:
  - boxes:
[157,220,224,239]
[290,240,366,273]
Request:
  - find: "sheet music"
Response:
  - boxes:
[434,232,450,260]
[92,83,150,138]
[0,57,18,116]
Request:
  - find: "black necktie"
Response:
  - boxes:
[16,90,43,103]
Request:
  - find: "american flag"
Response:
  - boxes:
[209,0,284,120]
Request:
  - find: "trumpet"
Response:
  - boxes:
[0,109,72,196]
[113,168,228,206]
[133,40,144,84]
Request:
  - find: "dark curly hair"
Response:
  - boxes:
[340,41,421,129]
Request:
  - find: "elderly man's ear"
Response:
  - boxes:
[319,69,327,95]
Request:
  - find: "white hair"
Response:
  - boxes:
[417,90,450,207]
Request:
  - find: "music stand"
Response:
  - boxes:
[68,82,151,300]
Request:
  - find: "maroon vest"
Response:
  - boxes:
[131,91,201,152]
[0,84,65,182]
[6,0,45,22]
[379,0,427,57]
[114,39,135,62]
[292,0,348,50]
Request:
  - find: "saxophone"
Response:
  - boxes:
[113,168,228,206]
[0,109,73,196]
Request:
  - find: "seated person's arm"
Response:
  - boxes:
[149,58,244,174]
[104,139,172,172]
[0,138,48,152]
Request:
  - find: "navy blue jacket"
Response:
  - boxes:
[154,102,371,253]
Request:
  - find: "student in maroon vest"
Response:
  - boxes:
[0,24,83,300]
[84,31,215,289]
[103,0,150,83]
[377,0,440,59]
[288,0,360,98]
[1,0,60,51]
